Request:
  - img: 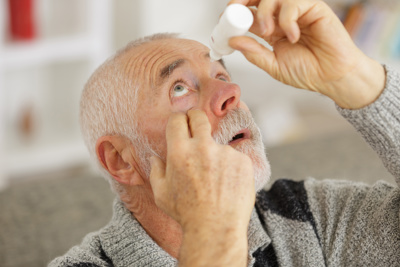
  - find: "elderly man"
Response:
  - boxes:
[50,0,400,266]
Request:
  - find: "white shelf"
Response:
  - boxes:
[0,0,112,185]
[0,35,97,69]
[6,139,90,178]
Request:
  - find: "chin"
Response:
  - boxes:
[235,139,271,192]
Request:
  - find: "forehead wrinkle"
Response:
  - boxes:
[142,48,168,89]
[122,45,170,94]
[123,53,141,83]
[134,43,181,89]
[122,40,219,96]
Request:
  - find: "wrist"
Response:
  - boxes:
[329,57,386,110]
[179,223,248,266]
[181,214,250,241]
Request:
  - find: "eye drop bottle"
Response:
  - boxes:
[209,4,254,61]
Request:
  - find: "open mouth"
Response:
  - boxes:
[228,129,251,145]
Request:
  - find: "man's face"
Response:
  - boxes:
[121,38,270,191]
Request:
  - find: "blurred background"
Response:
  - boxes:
[1,0,400,186]
[0,0,399,266]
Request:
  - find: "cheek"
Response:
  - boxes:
[171,94,199,112]
[143,118,169,158]
[136,107,169,157]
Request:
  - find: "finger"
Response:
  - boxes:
[166,113,190,145]
[247,7,264,37]
[228,0,260,6]
[229,36,278,77]
[247,7,285,44]
[149,156,167,204]
[187,109,212,139]
[150,155,166,180]
[256,0,278,36]
[279,2,301,43]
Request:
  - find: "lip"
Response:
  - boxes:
[228,128,251,145]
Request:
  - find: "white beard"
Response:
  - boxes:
[137,108,271,192]
[212,108,271,192]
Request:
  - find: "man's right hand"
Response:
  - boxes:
[150,109,255,266]
[228,0,386,110]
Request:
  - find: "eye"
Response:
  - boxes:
[172,84,190,97]
[217,73,229,82]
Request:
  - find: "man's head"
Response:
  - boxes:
[80,33,270,198]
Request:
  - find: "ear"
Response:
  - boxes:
[96,136,144,186]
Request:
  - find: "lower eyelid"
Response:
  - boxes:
[171,93,197,108]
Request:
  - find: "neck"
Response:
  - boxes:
[120,186,183,258]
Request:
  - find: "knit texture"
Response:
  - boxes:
[49,65,400,266]
[49,199,177,267]
[337,65,400,182]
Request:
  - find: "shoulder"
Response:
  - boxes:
[257,178,395,211]
[256,178,313,222]
[256,178,397,229]
[48,231,112,267]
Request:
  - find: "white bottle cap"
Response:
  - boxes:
[209,4,253,61]
[224,4,254,30]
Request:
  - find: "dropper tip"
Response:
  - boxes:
[209,49,222,62]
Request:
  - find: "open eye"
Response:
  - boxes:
[172,84,190,97]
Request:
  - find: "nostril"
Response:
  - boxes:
[221,96,235,111]
[221,100,227,111]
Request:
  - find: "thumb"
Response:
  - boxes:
[229,36,277,76]
[149,156,166,196]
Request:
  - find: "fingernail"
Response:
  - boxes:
[288,23,299,43]
[263,24,269,36]
[287,33,296,43]
[260,21,268,36]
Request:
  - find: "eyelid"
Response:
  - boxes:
[170,79,191,99]
[217,72,231,82]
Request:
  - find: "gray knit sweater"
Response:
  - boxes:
[49,65,400,267]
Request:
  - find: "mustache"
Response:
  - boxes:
[212,108,258,145]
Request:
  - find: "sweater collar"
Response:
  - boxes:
[247,207,272,266]
[101,198,271,266]
[100,199,177,266]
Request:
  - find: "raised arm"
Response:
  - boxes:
[227,1,400,264]
[228,0,399,183]
[228,0,386,110]
[337,65,400,184]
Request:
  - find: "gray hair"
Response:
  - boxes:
[79,33,179,195]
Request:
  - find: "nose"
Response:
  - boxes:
[209,81,241,117]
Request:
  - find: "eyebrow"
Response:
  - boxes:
[158,53,228,83]
[159,59,185,81]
